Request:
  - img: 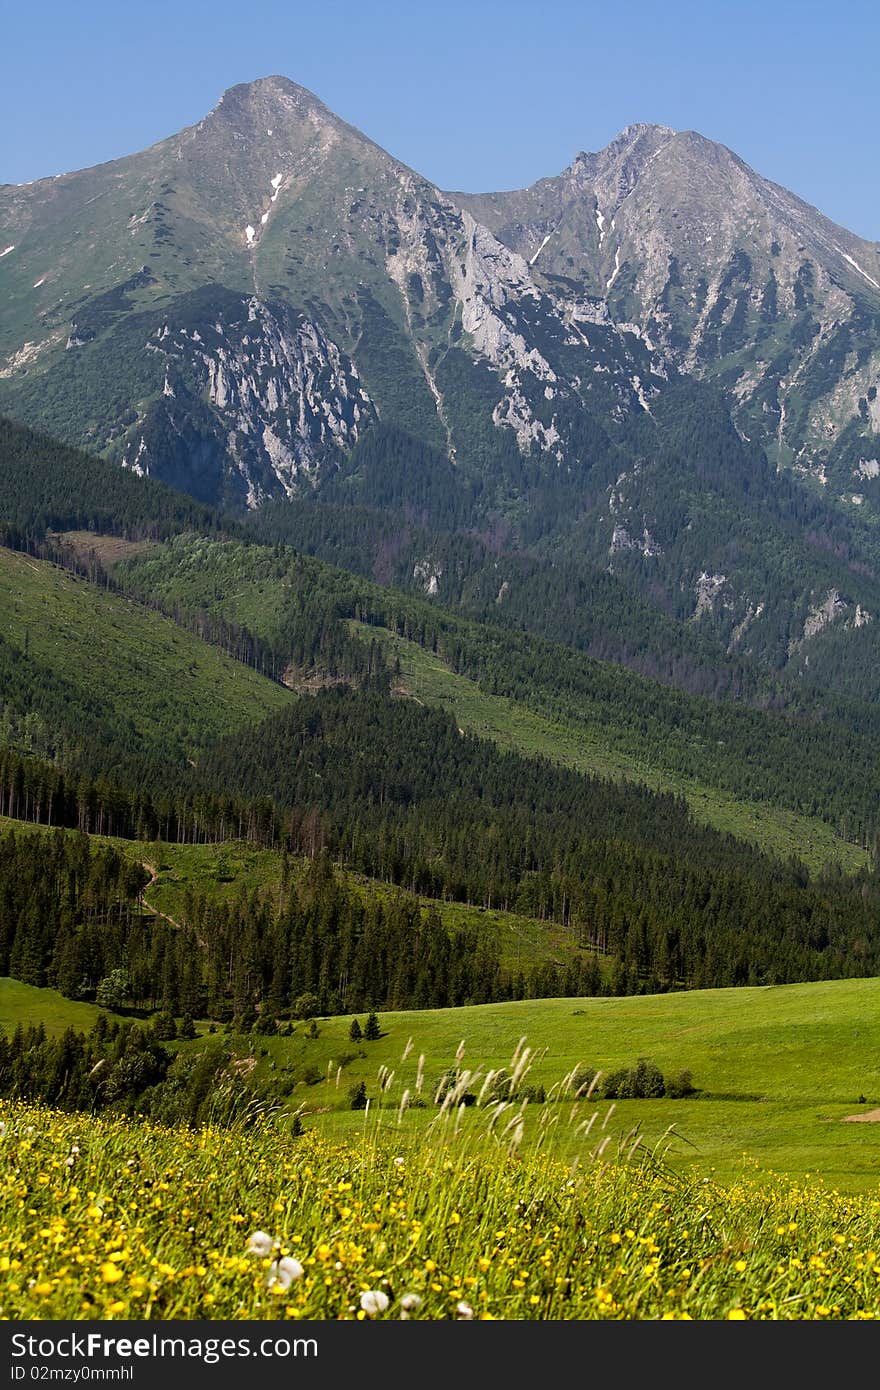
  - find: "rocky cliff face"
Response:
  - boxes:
[454,125,880,505]
[120,294,375,506]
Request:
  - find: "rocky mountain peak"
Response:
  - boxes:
[208,75,334,131]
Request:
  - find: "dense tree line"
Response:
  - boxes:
[7,672,880,998]
[0,415,232,546]
[0,828,597,1019]
[0,1016,266,1126]
[117,534,880,846]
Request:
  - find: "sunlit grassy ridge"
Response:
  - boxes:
[0,545,291,749]
[112,533,870,873]
[3,1097,880,1320]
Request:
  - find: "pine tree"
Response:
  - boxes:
[364,1011,381,1041]
[348,1080,367,1110]
[348,1017,363,1042]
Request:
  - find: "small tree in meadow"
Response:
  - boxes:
[349,1080,368,1110]
[364,1012,381,1041]
[349,1017,363,1042]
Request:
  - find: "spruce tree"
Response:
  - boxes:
[348,1080,367,1110]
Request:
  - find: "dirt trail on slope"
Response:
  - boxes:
[140,862,206,944]
[842,1108,880,1122]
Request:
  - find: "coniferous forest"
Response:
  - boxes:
[2,409,880,1049]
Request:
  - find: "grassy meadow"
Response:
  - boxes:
[5,971,880,1192]
[3,1084,880,1320]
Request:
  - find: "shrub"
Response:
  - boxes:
[602,1059,667,1100]
[293,993,321,1021]
[572,1065,599,1097]
[632,1059,666,1098]
[348,1081,368,1110]
[602,1067,635,1100]
[434,1068,477,1107]
[667,1069,696,1099]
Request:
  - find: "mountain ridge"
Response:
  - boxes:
[3,76,880,684]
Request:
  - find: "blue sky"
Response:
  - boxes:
[4,0,879,238]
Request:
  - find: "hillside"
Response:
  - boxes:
[112,531,879,863]
[5,968,880,1189]
[0,545,292,766]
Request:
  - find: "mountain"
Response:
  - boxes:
[454,123,880,495]
[3,78,880,681]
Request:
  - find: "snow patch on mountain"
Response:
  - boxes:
[529,232,552,265]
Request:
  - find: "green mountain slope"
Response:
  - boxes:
[0,545,292,766]
[112,532,880,858]
[6,81,880,696]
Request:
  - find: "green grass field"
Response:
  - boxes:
[0,978,115,1036]
[198,977,880,1192]
[3,811,880,1189]
[360,621,868,875]
[7,961,878,1191]
[0,545,292,749]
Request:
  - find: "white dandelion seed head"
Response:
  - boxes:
[268,1256,303,1289]
[360,1289,389,1316]
[246,1230,274,1257]
[456,1300,474,1319]
[401,1292,422,1311]
[394,1156,405,1167]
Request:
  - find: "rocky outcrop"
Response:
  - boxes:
[124,294,375,506]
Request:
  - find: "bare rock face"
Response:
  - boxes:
[122,292,375,507]
[4,78,880,677]
[453,125,880,498]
